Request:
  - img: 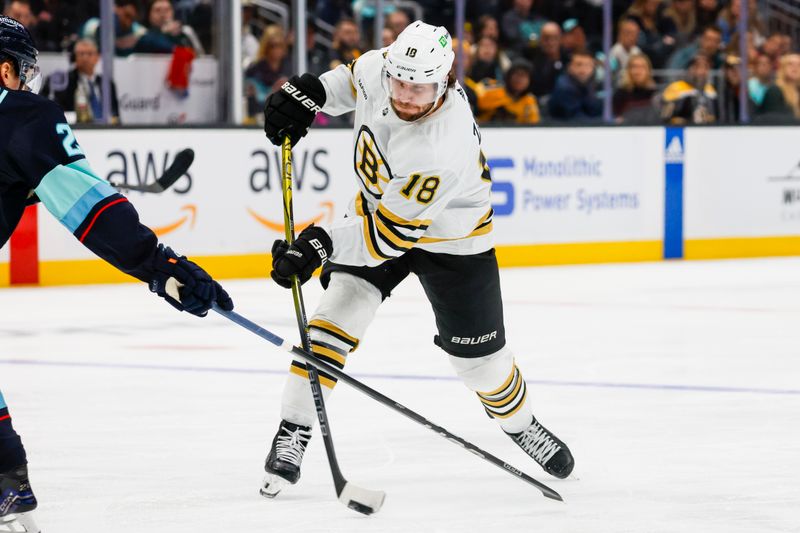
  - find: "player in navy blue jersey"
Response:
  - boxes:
[0,15,233,532]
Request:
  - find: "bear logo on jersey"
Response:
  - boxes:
[353,125,393,199]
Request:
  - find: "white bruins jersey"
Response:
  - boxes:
[319,49,494,267]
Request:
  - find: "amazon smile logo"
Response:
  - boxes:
[151,205,197,236]
[247,201,334,232]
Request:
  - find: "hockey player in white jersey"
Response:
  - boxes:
[259,21,574,497]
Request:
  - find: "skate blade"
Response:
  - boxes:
[0,512,41,533]
[259,473,288,499]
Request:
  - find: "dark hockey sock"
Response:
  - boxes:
[0,408,28,473]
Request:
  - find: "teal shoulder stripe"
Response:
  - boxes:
[35,160,117,232]
[60,181,118,232]
[0,89,8,106]
[0,389,7,409]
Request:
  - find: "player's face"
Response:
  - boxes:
[388,77,437,121]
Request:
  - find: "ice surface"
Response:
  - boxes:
[1,258,799,532]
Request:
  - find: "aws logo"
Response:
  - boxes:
[248,201,335,233]
[151,205,196,237]
[488,157,515,216]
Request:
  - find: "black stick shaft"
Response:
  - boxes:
[280,138,349,496]
[213,305,563,502]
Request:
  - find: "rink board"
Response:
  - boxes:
[2,126,799,286]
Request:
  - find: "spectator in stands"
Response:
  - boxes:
[452,39,479,116]
[748,52,773,107]
[2,1,33,29]
[663,0,696,50]
[660,54,717,124]
[668,24,723,69]
[329,18,362,69]
[42,39,120,124]
[244,24,291,107]
[242,0,260,68]
[523,21,565,97]
[561,18,588,58]
[626,0,677,68]
[609,18,642,75]
[476,14,501,42]
[696,0,721,30]
[758,53,800,121]
[613,52,657,121]
[500,0,548,57]
[760,32,785,70]
[82,0,146,57]
[2,0,54,51]
[315,0,353,27]
[470,36,509,83]
[719,55,753,123]
[382,27,396,47]
[477,59,540,124]
[134,0,204,54]
[386,9,410,37]
[548,50,603,121]
[716,0,765,48]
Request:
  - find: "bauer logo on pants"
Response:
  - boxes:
[451,331,497,345]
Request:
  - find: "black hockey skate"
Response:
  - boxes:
[0,465,40,533]
[506,416,574,479]
[260,420,312,498]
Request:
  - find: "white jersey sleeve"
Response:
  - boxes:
[319,61,358,116]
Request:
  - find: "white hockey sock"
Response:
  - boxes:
[280,273,382,428]
[449,346,534,434]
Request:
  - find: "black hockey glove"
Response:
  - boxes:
[263,73,327,146]
[270,225,333,288]
[149,244,234,317]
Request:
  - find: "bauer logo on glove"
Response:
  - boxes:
[270,225,333,288]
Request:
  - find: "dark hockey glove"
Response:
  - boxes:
[149,244,234,317]
[270,225,332,288]
[263,73,327,146]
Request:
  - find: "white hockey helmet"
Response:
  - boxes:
[383,20,455,104]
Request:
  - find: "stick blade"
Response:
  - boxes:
[337,483,386,515]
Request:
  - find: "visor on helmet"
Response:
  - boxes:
[19,59,41,93]
[385,72,439,106]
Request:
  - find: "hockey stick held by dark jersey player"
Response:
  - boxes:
[0,15,232,532]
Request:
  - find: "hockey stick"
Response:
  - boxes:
[277,137,385,515]
[110,148,194,193]
[212,304,564,502]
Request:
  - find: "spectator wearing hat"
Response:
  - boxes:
[613,52,658,121]
[560,18,587,59]
[668,24,724,70]
[522,21,565,97]
[548,50,602,121]
[719,54,754,123]
[477,59,540,124]
[660,54,717,124]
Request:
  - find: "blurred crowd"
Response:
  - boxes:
[6,0,800,126]
[241,0,800,125]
